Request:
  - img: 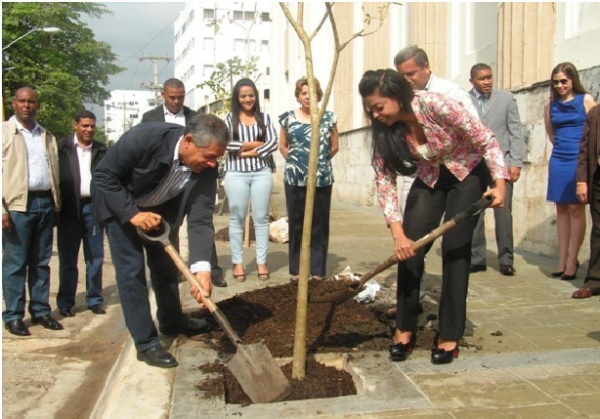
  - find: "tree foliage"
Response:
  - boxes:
[197,56,259,114]
[2,2,124,138]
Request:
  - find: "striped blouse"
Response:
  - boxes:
[224,112,278,172]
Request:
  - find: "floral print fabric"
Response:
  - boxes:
[374,91,507,225]
[279,110,337,187]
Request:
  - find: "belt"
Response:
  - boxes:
[28,190,52,198]
[80,197,92,205]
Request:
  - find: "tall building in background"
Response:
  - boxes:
[103,90,157,143]
[174,2,273,114]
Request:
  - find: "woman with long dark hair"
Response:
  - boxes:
[544,62,596,280]
[358,69,507,365]
[224,78,278,282]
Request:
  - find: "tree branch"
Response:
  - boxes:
[308,6,330,41]
[339,3,392,50]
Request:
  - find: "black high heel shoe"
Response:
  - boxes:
[389,333,417,362]
[431,345,459,364]
[561,261,580,281]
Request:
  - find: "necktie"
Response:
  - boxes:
[479,95,487,113]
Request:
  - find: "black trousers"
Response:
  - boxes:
[284,184,332,277]
[396,163,488,340]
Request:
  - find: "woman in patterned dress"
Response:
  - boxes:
[279,77,339,282]
[359,69,507,365]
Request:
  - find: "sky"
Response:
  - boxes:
[81,2,186,118]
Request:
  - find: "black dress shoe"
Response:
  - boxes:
[389,333,417,362]
[59,307,75,317]
[31,315,64,330]
[89,305,106,315]
[137,345,178,368]
[469,264,487,273]
[499,265,516,276]
[159,316,211,336]
[212,275,228,287]
[4,319,31,336]
[431,345,459,364]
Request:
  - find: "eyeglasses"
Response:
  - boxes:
[552,79,570,86]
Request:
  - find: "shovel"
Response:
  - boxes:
[309,195,492,304]
[137,221,291,404]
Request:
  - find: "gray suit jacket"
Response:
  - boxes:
[469,88,523,168]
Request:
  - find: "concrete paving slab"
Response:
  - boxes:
[7,181,600,419]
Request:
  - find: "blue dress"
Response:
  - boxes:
[547,93,587,203]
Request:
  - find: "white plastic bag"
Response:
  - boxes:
[333,266,381,304]
[269,217,289,243]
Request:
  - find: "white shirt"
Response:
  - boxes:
[12,116,52,191]
[164,106,186,126]
[425,73,479,118]
[74,135,93,197]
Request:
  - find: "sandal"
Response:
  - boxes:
[289,276,299,284]
[310,276,324,281]
[257,265,270,281]
[232,265,246,282]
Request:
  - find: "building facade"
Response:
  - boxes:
[103,90,157,143]
[173,1,273,114]
[268,2,600,258]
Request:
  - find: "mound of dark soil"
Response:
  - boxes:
[191,281,438,405]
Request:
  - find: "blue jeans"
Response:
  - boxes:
[224,168,273,264]
[104,217,184,351]
[2,195,55,322]
[57,202,104,309]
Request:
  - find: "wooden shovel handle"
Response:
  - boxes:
[353,195,492,290]
[163,244,243,344]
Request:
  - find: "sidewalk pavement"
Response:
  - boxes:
[4,183,600,419]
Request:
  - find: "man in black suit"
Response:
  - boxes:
[141,78,226,287]
[92,114,229,368]
[141,78,197,125]
[57,110,108,318]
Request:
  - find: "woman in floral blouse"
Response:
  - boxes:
[359,69,507,365]
[279,77,339,282]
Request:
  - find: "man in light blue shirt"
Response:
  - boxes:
[2,86,63,336]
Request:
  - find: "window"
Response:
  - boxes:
[203,8,214,19]
[130,114,138,119]
[233,10,243,20]
[204,64,214,76]
[261,12,271,22]
[244,11,254,21]
[234,38,245,51]
[203,37,214,51]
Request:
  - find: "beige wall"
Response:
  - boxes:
[497,2,555,89]
[332,3,354,134]
[410,3,448,76]
[333,2,394,133]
